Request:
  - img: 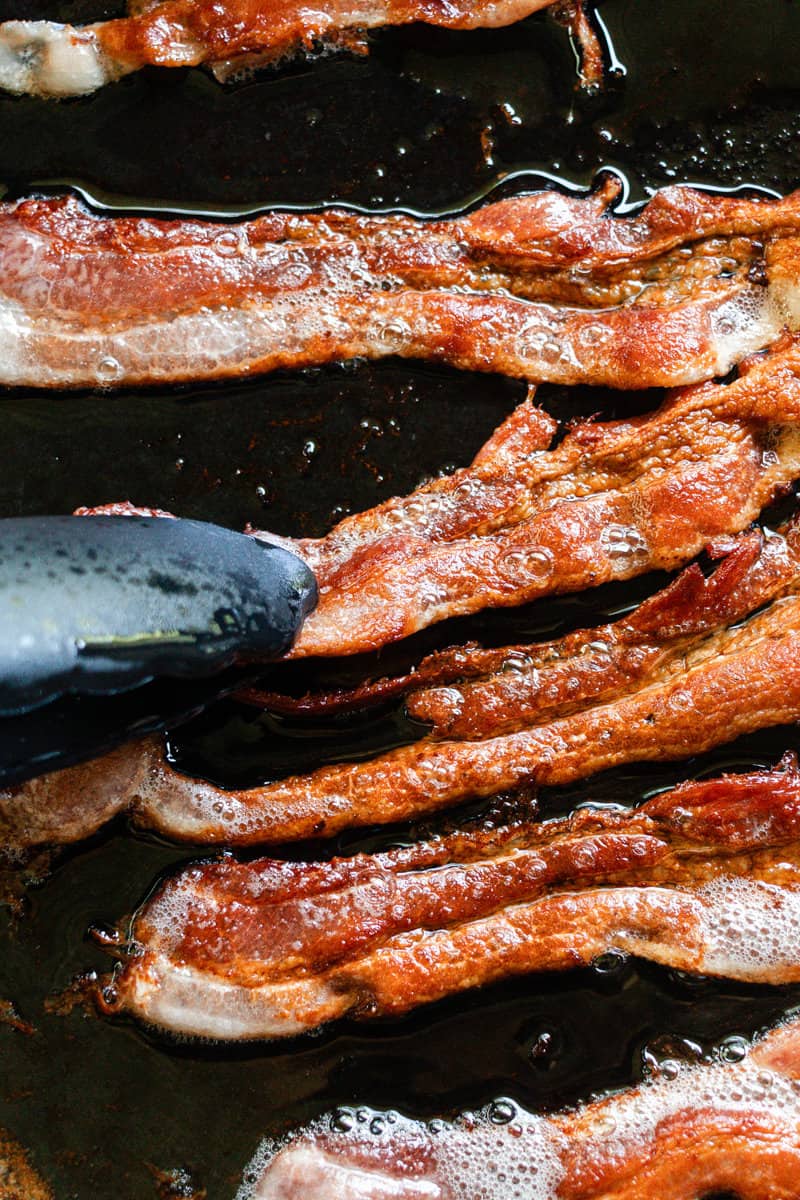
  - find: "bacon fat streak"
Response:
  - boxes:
[3,185,800,388]
[100,760,800,1040]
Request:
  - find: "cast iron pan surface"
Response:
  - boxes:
[3,0,800,1195]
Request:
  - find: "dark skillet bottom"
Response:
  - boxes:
[3,0,800,1194]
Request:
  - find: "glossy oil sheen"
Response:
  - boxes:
[2,0,800,1196]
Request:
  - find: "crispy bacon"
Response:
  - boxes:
[102,761,800,1040]
[146,585,800,845]
[6,515,800,851]
[249,523,788,730]
[68,333,800,661]
[244,1016,800,1198]
[0,0,586,98]
[3,185,800,389]
[280,332,800,657]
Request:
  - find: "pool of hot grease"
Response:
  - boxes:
[2,0,800,1195]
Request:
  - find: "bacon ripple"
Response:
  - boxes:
[102,761,800,1039]
[279,331,800,657]
[259,521,799,734]
[0,0,582,98]
[6,511,800,851]
[3,184,800,389]
[244,1016,800,1198]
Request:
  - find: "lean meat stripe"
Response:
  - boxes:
[3,184,800,388]
[102,761,800,1039]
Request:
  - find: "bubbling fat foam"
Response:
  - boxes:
[237,1104,566,1200]
[238,1035,800,1200]
[3,222,800,389]
[710,281,789,375]
[698,876,800,981]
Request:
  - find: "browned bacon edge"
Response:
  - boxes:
[100,760,800,1041]
[241,522,780,733]
[244,1015,800,1198]
[278,334,800,658]
[5,509,800,853]
[3,182,800,389]
[0,0,596,99]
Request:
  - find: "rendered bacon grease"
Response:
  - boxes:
[242,1016,800,1197]
[55,336,800,663]
[3,184,800,389]
[98,760,800,1040]
[0,0,583,98]
[7,513,800,851]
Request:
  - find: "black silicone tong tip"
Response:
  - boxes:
[0,514,317,784]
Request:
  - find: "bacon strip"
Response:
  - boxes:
[68,331,800,662]
[124,522,800,841]
[6,515,800,851]
[248,522,784,729]
[3,185,800,390]
[102,761,800,1039]
[148,595,800,844]
[0,0,582,98]
[282,333,800,657]
[244,1016,800,1198]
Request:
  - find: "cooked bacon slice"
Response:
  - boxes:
[3,184,800,389]
[144,588,800,844]
[248,521,792,730]
[245,1016,800,1197]
[67,334,800,661]
[282,333,800,657]
[6,514,800,851]
[102,761,800,1039]
[124,520,800,841]
[0,741,149,862]
[0,0,585,98]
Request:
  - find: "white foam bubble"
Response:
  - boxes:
[697,876,800,982]
[237,1037,800,1199]
[710,282,790,376]
[237,1104,565,1200]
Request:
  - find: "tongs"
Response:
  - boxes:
[0,514,317,784]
